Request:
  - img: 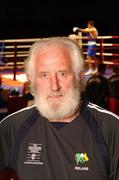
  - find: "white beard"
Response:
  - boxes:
[34,82,81,120]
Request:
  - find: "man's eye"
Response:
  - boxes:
[39,73,48,78]
[58,72,67,78]
[61,72,66,76]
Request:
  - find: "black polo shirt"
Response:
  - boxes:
[0,102,119,180]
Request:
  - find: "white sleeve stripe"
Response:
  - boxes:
[0,105,36,124]
[87,102,119,120]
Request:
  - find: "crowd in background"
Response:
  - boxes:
[85,64,119,114]
[0,79,34,120]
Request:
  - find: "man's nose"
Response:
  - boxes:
[50,75,61,91]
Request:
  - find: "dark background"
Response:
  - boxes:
[0,0,118,39]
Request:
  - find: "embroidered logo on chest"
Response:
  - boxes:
[74,152,89,171]
[24,143,44,165]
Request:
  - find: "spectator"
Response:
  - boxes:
[23,81,34,106]
[9,88,20,96]
[0,88,9,121]
[85,63,109,109]
[108,66,119,98]
[108,66,119,115]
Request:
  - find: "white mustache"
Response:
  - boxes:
[48,92,64,97]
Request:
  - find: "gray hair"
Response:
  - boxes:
[24,37,85,81]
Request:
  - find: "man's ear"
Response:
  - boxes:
[26,74,32,83]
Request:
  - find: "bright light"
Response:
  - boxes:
[2,73,27,82]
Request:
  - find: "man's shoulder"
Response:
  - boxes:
[87,75,108,83]
[109,74,119,81]
[86,102,119,154]
[87,75,101,83]
[0,105,39,129]
[87,102,119,125]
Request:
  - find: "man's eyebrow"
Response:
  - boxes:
[38,71,49,73]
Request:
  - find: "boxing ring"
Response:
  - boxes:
[69,34,119,66]
[0,35,119,81]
